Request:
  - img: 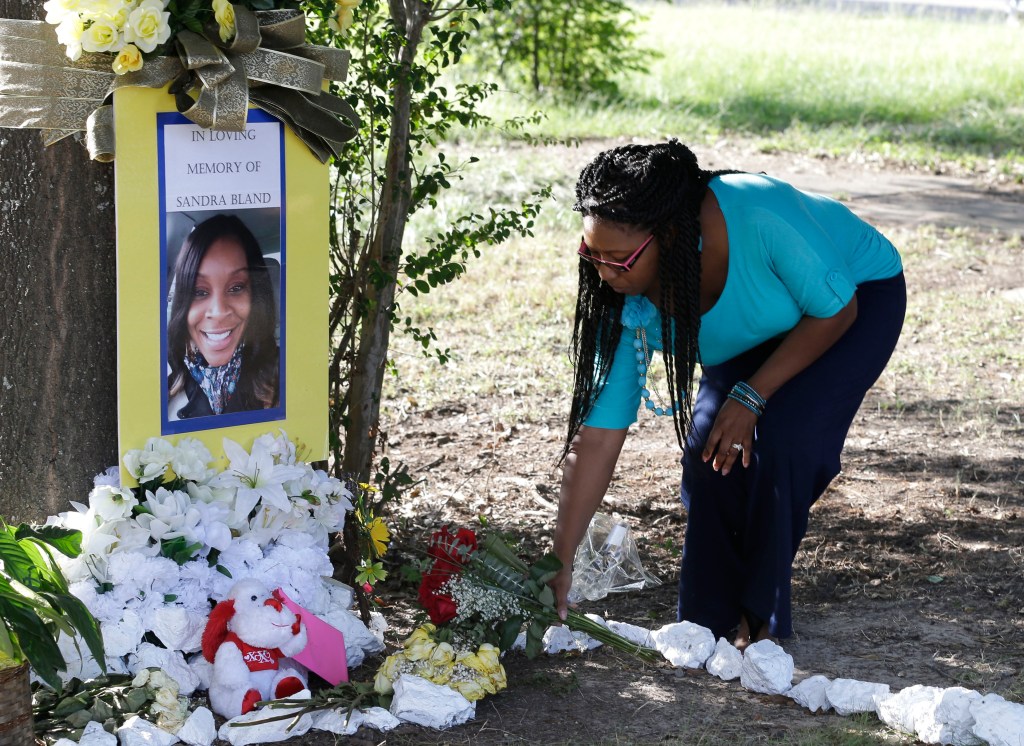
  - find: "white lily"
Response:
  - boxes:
[213,437,306,518]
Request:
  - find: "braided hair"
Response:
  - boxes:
[563,139,736,460]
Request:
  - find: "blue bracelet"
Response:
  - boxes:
[727,382,765,417]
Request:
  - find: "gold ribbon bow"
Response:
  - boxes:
[0,7,358,163]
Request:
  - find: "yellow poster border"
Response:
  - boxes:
[114,87,328,484]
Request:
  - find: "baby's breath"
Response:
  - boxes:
[446,575,522,625]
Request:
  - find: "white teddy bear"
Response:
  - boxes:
[201,578,309,719]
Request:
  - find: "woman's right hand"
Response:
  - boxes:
[551,425,628,623]
[551,565,573,622]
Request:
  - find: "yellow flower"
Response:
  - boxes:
[488,664,508,693]
[82,18,120,53]
[373,652,403,694]
[327,4,355,33]
[449,677,487,702]
[112,42,144,74]
[212,0,235,43]
[54,15,85,60]
[123,0,170,53]
[366,517,390,557]
[404,624,435,646]
[43,0,83,25]
[429,641,455,667]
[404,638,436,662]
[475,643,501,673]
[336,0,361,7]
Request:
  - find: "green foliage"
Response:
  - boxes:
[305,0,551,480]
[467,0,656,95]
[0,520,105,691]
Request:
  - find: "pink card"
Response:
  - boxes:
[274,588,349,685]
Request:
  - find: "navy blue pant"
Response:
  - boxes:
[677,273,906,639]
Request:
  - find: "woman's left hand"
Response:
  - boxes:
[702,399,758,476]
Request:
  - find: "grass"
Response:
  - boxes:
[467,1,1024,178]
[377,5,1024,744]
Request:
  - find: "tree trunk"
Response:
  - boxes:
[341,6,425,485]
[0,1,118,522]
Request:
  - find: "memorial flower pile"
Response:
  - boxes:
[43,431,390,700]
[42,0,363,74]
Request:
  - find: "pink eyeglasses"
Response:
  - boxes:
[578,234,655,273]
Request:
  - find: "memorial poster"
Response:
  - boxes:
[114,88,328,483]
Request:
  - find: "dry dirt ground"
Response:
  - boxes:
[311,143,1024,745]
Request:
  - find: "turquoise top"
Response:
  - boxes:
[583,173,903,430]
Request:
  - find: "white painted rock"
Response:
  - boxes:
[79,720,116,746]
[187,654,214,693]
[542,624,601,653]
[177,706,217,746]
[826,678,890,716]
[652,621,715,669]
[148,607,205,653]
[970,695,1024,746]
[389,674,475,729]
[789,675,832,713]
[322,604,385,669]
[101,611,146,658]
[117,716,181,746]
[131,643,201,696]
[705,638,743,681]
[739,639,793,695]
[311,706,401,735]
[606,620,656,649]
[218,691,313,745]
[877,685,943,738]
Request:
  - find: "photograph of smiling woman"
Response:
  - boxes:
[166,214,280,420]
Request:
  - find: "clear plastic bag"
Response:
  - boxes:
[568,512,661,603]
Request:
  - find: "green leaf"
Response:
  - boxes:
[0,622,16,661]
[42,592,105,672]
[14,525,82,558]
[497,616,523,652]
[9,606,65,690]
[529,553,562,585]
[0,532,41,587]
[16,538,67,593]
[524,618,546,659]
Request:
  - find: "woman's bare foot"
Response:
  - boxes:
[732,612,771,651]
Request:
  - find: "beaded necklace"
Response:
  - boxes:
[633,327,675,417]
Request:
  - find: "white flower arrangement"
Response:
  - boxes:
[44,432,377,696]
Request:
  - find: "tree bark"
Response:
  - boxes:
[341,4,425,485]
[0,1,118,522]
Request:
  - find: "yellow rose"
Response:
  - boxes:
[55,15,85,60]
[404,639,435,662]
[488,665,508,693]
[405,624,435,646]
[429,641,455,667]
[82,17,120,53]
[123,0,170,53]
[327,5,354,33]
[373,667,394,695]
[212,0,235,43]
[336,0,361,7]
[475,643,501,673]
[113,43,143,74]
[449,678,486,702]
[43,0,82,25]
[424,662,454,685]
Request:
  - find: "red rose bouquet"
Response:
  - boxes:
[416,526,663,661]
